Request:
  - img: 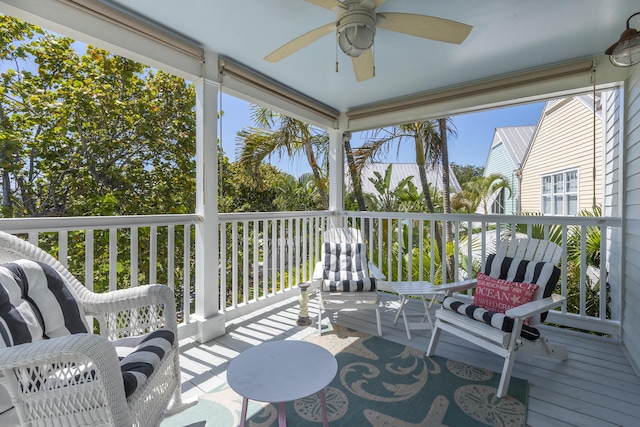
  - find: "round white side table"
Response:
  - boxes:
[227,340,337,427]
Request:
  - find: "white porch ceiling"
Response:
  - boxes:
[100,0,638,113]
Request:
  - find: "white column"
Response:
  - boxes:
[193,52,225,343]
[328,129,345,229]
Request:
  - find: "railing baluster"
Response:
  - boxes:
[407,219,413,280]
[286,219,293,291]
[58,230,68,268]
[168,225,175,291]
[231,222,239,308]
[580,225,587,317]
[183,224,191,324]
[131,227,138,288]
[560,225,568,314]
[220,222,227,312]
[85,230,94,292]
[242,220,249,303]
[419,219,424,281]
[600,224,607,320]
[253,219,259,300]
[429,220,435,283]
[109,228,117,292]
[271,219,277,294]
[149,226,157,285]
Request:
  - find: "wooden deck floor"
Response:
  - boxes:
[175,294,640,427]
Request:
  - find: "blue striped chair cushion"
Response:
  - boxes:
[0,260,89,348]
[321,242,376,292]
[484,253,561,324]
[113,329,175,398]
[442,296,541,341]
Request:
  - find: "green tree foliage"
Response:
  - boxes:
[235,106,329,208]
[512,205,610,322]
[0,15,196,218]
[451,163,483,186]
[452,173,512,214]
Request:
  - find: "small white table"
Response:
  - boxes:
[227,340,337,427]
[391,281,444,339]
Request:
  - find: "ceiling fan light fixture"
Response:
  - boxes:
[337,10,376,57]
[605,12,640,67]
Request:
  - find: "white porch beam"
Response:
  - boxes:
[346,56,630,132]
[328,129,345,229]
[193,50,225,343]
[0,0,203,81]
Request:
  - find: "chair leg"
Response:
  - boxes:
[497,351,517,398]
[318,306,323,335]
[376,307,382,337]
[426,323,441,356]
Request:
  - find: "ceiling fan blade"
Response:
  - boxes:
[264,23,335,62]
[352,49,374,82]
[306,0,346,11]
[376,13,472,44]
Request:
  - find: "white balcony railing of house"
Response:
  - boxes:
[0,210,622,340]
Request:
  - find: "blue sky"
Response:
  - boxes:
[219,93,545,177]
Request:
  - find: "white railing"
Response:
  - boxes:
[343,211,622,336]
[218,211,331,314]
[0,210,623,337]
[0,214,200,326]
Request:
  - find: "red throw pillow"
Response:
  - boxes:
[474,272,540,325]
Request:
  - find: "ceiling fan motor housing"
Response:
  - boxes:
[337,5,376,57]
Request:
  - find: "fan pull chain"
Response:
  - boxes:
[335,35,339,73]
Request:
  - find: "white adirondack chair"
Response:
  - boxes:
[312,227,385,336]
[427,238,568,398]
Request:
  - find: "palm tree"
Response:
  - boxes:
[439,118,453,242]
[236,106,329,208]
[354,119,457,266]
[452,173,512,214]
[363,164,418,212]
[344,132,367,212]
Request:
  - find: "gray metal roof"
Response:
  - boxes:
[489,125,535,168]
[351,162,461,196]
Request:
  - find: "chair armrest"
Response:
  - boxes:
[82,283,174,313]
[0,334,131,426]
[505,293,566,319]
[82,284,177,336]
[437,279,477,295]
[368,262,386,280]
[312,261,324,282]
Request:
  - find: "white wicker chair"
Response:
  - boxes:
[0,231,182,426]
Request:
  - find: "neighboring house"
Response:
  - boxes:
[351,162,462,196]
[481,125,535,214]
[519,94,604,215]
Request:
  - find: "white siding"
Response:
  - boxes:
[623,65,640,373]
[603,88,622,324]
[521,97,603,214]
[484,142,518,214]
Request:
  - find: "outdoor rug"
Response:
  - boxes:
[162,325,528,427]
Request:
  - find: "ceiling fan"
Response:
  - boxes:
[264,0,472,82]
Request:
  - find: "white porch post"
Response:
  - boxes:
[193,51,225,343]
[328,129,345,229]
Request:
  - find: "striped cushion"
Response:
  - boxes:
[321,242,376,292]
[485,253,561,324]
[442,296,541,341]
[0,260,89,348]
[113,329,175,398]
